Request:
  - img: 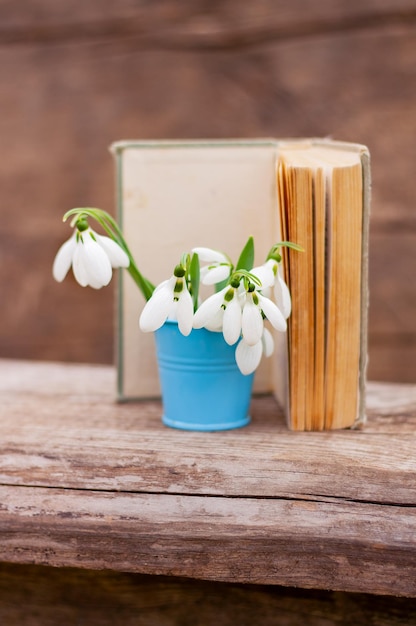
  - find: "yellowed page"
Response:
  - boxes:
[325,164,363,428]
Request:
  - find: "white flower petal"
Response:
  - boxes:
[204,308,224,331]
[235,339,263,375]
[251,260,275,290]
[72,242,89,287]
[80,234,113,288]
[258,294,287,332]
[153,278,170,293]
[222,296,242,345]
[261,327,275,357]
[274,274,292,319]
[193,287,227,329]
[242,298,264,346]
[259,285,272,299]
[201,264,231,285]
[192,247,228,263]
[95,233,129,268]
[52,234,77,282]
[177,288,194,336]
[139,281,174,332]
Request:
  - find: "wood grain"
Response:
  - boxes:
[0,485,415,597]
[0,359,415,597]
[0,2,414,379]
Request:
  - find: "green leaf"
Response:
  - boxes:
[236,236,254,271]
[266,240,304,261]
[279,241,304,252]
[189,252,200,312]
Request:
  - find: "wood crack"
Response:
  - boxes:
[0,480,414,509]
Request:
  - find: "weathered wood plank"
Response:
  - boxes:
[1,406,415,502]
[0,361,415,504]
[1,421,415,502]
[0,484,415,597]
[1,563,415,626]
[0,360,415,597]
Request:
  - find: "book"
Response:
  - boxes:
[110,138,370,430]
[277,142,370,430]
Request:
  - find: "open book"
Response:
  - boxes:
[111,139,370,431]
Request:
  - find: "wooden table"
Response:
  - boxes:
[0,359,415,624]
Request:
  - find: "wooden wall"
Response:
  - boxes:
[0,1,415,382]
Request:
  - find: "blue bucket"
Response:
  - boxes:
[154,320,254,431]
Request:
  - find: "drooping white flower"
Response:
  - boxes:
[139,274,194,336]
[222,291,243,345]
[193,284,242,345]
[192,287,226,331]
[252,259,291,319]
[241,293,264,346]
[241,290,286,346]
[235,328,274,375]
[235,336,262,375]
[274,272,291,319]
[257,292,287,332]
[250,261,276,291]
[261,327,275,358]
[192,247,232,285]
[53,228,129,289]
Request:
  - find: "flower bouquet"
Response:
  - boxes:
[53,208,301,431]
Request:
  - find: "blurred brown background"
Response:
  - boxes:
[0,0,415,382]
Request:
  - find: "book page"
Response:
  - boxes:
[312,167,326,430]
[324,164,363,428]
[277,161,315,430]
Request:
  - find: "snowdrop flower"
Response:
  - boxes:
[193,289,225,333]
[241,286,287,346]
[252,259,291,319]
[193,281,242,345]
[274,272,291,319]
[250,260,275,291]
[235,328,274,375]
[53,226,129,289]
[139,266,194,336]
[192,247,232,285]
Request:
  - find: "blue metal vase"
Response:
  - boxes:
[154,320,254,431]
